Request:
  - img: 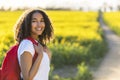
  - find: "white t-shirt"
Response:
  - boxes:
[17,39,50,80]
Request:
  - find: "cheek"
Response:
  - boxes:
[31,22,37,27]
[41,22,45,27]
[43,24,45,29]
[41,23,45,30]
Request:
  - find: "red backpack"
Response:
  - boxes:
[0,37,38,80]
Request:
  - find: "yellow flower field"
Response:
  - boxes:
[0,10,108,80]
[103,12,120,35]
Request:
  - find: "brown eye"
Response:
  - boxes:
[32,20,37,22]
[41,19,44,22]
[41,20,44,22]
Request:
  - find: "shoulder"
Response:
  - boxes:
[18,39,35,57]
[20,39,33,45]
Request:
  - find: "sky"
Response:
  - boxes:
[0,0,120,11]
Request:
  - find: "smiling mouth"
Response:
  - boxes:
[36,28,42,31]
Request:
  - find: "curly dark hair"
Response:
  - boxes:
[14,8,54,46]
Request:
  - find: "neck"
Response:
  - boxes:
[31,35,39,41]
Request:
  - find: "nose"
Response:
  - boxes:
[37,22,41,26]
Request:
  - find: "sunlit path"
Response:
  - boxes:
[93,13,120,80]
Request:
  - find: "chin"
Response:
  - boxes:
[38,33,43,35]
[36,31,43,35]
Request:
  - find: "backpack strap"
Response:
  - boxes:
[25,37,38,64]
[25,37,38,45]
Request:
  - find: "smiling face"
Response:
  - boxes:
[31,12,45,40]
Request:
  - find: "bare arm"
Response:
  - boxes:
[20,43,43,80]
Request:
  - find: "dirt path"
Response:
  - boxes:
[93,14,120,80]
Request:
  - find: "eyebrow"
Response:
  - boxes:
[32,18,44,20]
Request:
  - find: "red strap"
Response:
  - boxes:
[25,37,38,45]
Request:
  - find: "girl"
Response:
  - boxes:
[14,8,54,80]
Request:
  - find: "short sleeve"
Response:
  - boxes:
[17,39,35,63]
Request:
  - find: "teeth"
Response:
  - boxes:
[37,28,41,31]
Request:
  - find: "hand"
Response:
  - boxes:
[33,43,43,56]
[43,46,52,60]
